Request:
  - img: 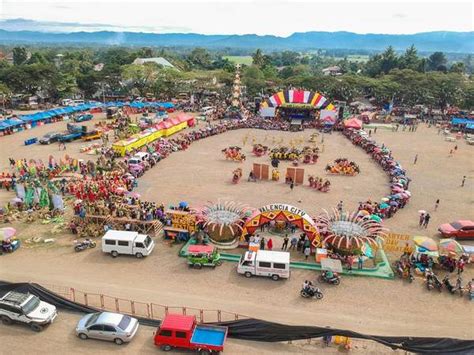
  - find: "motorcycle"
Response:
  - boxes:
[318,271,341,286]
[74,238,97,252]
[443,275,464,297]
[426,274,443,292]
[300,286,324,300]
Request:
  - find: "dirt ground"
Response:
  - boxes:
[0,115,473,353]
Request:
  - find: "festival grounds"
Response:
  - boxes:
[0,113,473,353]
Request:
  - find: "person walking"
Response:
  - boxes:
[267,238,273,251]
[346,254,354,273]
[289,236,297,251]
[282,235,289,251]
[357,255,364,270]
[435,199,440,211]
[337,201,343,214]
[419,212,425,227]
[304,246,311,260]
[413,154,418,165]
[260,237,265,250]
[290,181,294,191]
[461,176,466,187]
[423,213,431,228]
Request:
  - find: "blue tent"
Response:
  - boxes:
[466,123,474,130]
[3,118,23,127]
[451,117,473,125]
[0,121,10,130]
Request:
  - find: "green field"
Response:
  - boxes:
[223,56,253,65]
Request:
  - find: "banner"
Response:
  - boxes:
[383,232,413,252]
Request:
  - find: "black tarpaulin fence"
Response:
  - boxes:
[1,282,473,354]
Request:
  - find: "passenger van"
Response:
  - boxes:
[102,230,155,258]
[200,106,215,116]
[61,99,73,106]
[237,250,290,281]
[73,99,85,106]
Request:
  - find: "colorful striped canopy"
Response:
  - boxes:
[261,90,334,110]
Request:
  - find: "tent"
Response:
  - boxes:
[344,118,363,129]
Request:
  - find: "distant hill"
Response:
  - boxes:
[0,29,472,53]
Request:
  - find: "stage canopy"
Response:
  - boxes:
[261,90,334,110]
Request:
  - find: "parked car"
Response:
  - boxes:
[76,312,139,345]
[438,220,474,239]
[0,291,58,331]
[39,132,61,145]
[75,114,93,122]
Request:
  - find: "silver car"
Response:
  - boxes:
[75,312,139,345]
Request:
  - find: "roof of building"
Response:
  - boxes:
[132,57,175,68]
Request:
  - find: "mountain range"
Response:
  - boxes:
[0,29,472,53]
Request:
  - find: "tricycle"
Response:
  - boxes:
[187,245,222,269]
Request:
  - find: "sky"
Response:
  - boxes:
[0,0,473,36]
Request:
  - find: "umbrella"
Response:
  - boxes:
[390,200,399,206]
[413,236,438,252]
[370,214,382,223]
[418,210,426,214]
[0,227,16,241]
[439,238,464,255]
[358,210,370,216]
[179,201,188,208]
[379,203,389,209]
[115,187,126,193]
[392,186,403,193]
[11,197,23,203]
[74,199,83,205]
[405,190,411,196]
[381,197,389,202]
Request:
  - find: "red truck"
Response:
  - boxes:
[154,314,227,354]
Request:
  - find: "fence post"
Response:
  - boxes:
[131,301,135,315]
[182,307,186,315]
[199,309,204,323]
[217,310,221,322]
[150,304,154,319]
[115,298,120,312]
[100,295,105,309]
[84,293,88,306]
[71,288,76,302]
[165,306,169,316]
[147,304,151,318]
[235,313,239,321]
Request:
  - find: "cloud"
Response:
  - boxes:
[0,18,192,33]
[393,13,407,19]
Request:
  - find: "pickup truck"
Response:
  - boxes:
[58,131,83,142]
[82,129,103,141]
[75,114,93,122]
[154,314,227,354]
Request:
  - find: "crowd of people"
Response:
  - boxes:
[345,129,411,220]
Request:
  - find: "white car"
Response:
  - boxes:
[0,291,58,331]
[76,312,139,345]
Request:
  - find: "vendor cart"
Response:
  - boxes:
[187,245,222,269]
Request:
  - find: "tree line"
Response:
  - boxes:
[0,45,472,109]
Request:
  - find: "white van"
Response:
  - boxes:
[61,99,73,106]
[102,230,155,258]
[237,250,290,281]
[200,106,215,116]
[73,99,85,106]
